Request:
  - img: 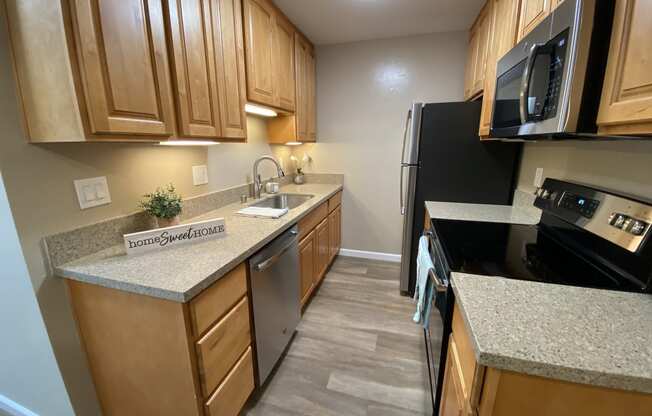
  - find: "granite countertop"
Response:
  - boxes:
[56,183,342,302]
[451,273,652,394]
[425,190,541,225]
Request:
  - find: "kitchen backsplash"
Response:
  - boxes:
[44,173,343,270]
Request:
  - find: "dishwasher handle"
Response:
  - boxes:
[254,230,298,272]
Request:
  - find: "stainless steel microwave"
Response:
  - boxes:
[490,0,615,140]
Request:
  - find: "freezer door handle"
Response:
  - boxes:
[400,109,413,165]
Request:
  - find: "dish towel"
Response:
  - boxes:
[413,235,435,327]
[236,206,289,219]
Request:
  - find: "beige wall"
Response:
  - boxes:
[517,141,652,200]
[207,116,293,190]
[0,12,209,414]
[300,31,468,254]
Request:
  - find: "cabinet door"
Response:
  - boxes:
[70,0,176,136]
[439,344,464,416]
[472,5,492,96]
[167,0,222,138]
[243,0,276,107]
[478,0,521,137]
[299,232,316,305]
[551,0,565,10]
[274,13,296,111]
[213,0,248,139]
[517,0,550,41]
[464,26,480,100]
[328,206,341,263]
[294,34,309,141]
[597,0,652,136]
[306,50,317,141]
[315,218,330,283]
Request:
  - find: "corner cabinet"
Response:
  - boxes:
[597,0,652,136]
[243,0,296,112]
[6,0,247,142]
[67,263,254,416]
[267,32,317,144]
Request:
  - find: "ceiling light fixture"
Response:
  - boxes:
[285,141,302,146]
[245,103,278,117]
[159,140,220,146]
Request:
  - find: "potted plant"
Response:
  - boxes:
[290,153,310,184]
[139,184,183,228]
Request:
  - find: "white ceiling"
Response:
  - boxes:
[274,0,485,45]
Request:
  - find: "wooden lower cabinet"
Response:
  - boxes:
[297,191,343,306]
[299,230,317,306]
[440,304,652,416]
[67,262,254,416]
[315,217,330,282]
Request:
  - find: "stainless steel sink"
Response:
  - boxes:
[250,193,314,210]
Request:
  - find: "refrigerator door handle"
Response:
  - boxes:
[399,108,413,214]
[400,109,413,165]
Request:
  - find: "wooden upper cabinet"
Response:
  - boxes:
[597,0,652,136]
[294,35,309,141]
[243,0,298,112]
[243,0,276,107]
[464,3,492,100]
[478,0,521,137]
[70,0,176,137]
[551,0,565,10]
[273,13,296,111]
[166,0,222,138]
[517,0,550,41]
[213,0,248,139]
[306,50,317,141]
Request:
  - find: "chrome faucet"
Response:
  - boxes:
[252,156,285,199]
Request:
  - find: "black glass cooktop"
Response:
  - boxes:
[431,215,649,293]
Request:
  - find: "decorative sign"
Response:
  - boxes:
[124,218,226,255]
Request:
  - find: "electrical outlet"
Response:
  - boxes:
[74,176,111,209]
[192,165,209,186]
[534,168,544,188]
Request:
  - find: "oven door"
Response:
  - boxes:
[491,29,570,139]
[423,231,451,414]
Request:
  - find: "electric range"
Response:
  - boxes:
[424,178,652,414]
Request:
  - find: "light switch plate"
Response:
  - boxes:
[534,168,544,188]
[74,176,111,209]
[192,165,209,186]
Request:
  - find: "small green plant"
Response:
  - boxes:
[139,184,183,219]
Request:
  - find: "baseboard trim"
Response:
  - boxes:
[338,249,401,263]
[0,395,38,416]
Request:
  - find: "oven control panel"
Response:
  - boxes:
[535,178,652,253]
[559,193,600,219]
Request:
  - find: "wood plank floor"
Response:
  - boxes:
[244,256,437,416]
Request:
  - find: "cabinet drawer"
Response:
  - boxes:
[205,346,255,416]
[196,296,251,397]
[298,201,328,240]
[190,263,248,337]
[328,191,342,212]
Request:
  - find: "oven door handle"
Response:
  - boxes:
[429,269,448,292]
[519,43,543,124]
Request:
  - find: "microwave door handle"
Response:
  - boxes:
[520,43,543,124]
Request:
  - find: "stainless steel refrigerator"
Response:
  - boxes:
[399,101,522,294]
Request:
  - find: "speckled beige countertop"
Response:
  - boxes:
[451,273,652,394]
[56,183,342,302]
[426,189,542,225]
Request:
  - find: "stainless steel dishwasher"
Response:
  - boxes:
[249,224,301,385]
